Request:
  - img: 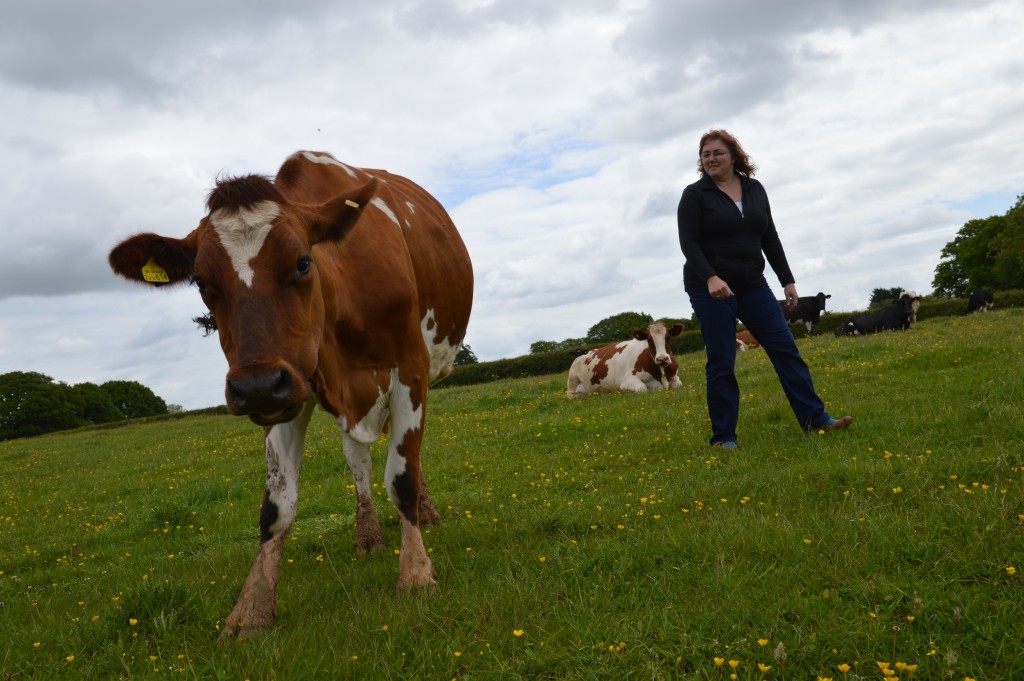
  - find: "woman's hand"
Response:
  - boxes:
[707,275,734,300]
[783,283,799,310]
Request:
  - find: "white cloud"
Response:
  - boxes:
[1,0,1022,409]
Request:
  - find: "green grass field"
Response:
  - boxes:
[2,309,1022,680]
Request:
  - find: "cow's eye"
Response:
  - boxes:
[191,276,207,295]
[297,256,313,277]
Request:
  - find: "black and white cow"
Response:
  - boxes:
[965,289,995,314]
[834,291,920,336]
[778,292,831,332]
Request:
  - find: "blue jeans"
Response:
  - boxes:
[687,283,831,444]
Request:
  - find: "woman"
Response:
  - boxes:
[677,129,851,448]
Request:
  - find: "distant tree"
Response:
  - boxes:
[529,340,558,354]
[868,287,906,308]
[69,382,124,425]
[167,404,185,414]
[586,312,654,343]
[100,380,168,419]
[0,371,82,440]
[932,194,1024,296]
[992,196,1024,287]
[454,344,479,366]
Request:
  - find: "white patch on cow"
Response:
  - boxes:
[210,201,280,287]
[335,386,390,445]
[341,432,374,498]
[384,371,422,510]
[299,150,360,179]
[405,201,416,214]
[263,403,314,537]
[372,197,400,227]
[421,309,458,383]
[647,324,671,366]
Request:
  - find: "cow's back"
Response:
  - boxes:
[276,151,472,383]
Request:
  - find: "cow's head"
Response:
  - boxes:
[633,321,685,366]
[109,174,378,425]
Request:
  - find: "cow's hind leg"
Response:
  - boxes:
[222,401,314,640]
[341,432,386,553]
[387,371,437,592]
[418,474,441,527]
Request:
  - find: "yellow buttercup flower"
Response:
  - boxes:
[513,629,524,637]
[758,638,768,646]
[714,657,725,666]
[837,663,851,673]
[758,662,772,672]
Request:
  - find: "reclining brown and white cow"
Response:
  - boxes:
[566,321,684,398]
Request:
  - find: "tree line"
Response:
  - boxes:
[524,193,1023,354]
[932,192,1024,296]
[0,372,170,440]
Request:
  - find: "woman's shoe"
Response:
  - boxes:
[820,416,853,432]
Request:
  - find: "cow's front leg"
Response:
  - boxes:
[387,372,437,592]
[341,432,385,553]
[222,402,313,640]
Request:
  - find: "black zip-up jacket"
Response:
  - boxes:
[677,173,795,293]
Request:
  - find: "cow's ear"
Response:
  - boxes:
[669,324,685,336]
[632,329,648,341]
[308,178,379,245]
[109,232,197,287]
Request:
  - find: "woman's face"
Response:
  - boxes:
[700,138,734,181]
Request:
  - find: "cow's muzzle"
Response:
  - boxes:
[225,363,308,425]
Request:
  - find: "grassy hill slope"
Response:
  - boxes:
[1,309,1022,679]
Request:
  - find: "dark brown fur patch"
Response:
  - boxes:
[588,343,627,386]
[206,174,285,214]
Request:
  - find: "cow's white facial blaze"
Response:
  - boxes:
[210,200,281,287]
[649,326,671,365]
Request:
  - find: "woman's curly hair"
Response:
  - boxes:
[696,129,757,178]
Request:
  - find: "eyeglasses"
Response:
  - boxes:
[700,150,730,159]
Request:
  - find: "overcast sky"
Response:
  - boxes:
[2,0,1022,410]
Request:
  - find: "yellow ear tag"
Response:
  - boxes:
[345,199,360,208]
[141,257,170,284]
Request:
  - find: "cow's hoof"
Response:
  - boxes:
[395,569,436,593]
[355,528,386,554]
[219,619,272,642]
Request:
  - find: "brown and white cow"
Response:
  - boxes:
[108,150,473,638]
[735,329,760,351]
[566,321,684,398]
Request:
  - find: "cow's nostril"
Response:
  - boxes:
[270,369,292,400]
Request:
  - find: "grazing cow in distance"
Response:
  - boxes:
[108,150,473,639]
[778,291,831,332]
[568,347,588,358]
[834,290,919,336]
[735,329,760,351]
[903,289,922,323]
[567,321,684,397]
[966,289,995,314]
